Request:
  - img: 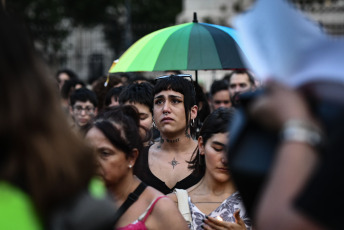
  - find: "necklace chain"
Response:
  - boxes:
[193,201,223,204]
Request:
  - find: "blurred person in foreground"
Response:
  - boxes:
[0,9,115,230]
[229,0,344,229]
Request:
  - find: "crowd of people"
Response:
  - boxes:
[56,70,255,230]
[54,63,256,230]
[2,0,344,229]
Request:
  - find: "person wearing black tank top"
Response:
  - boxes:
[134,74,202,194]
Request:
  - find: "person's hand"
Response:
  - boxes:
[202,210,247,230]
[248,81,316,131]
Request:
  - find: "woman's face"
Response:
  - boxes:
[153,89,187,135]
[125,102,152,140]
[85,127,133,186]
[199,132,230,182]
[57,73,70,89]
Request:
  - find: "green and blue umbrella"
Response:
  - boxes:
[109,14,247,81]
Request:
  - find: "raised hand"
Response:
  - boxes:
[202,210,247,230]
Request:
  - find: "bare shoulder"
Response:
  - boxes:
[147,186,177,205]
[153,195,177,211]
[150,196,188,229]
[143,187,188,229]
[143,186,163,201]
[144,187,179,215]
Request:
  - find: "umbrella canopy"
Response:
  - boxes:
[109,14,247,80]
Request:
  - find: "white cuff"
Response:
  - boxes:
[280,119,323,148]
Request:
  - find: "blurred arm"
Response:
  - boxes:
[249,81,325,230]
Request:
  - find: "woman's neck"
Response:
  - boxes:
[107,174,140,204]
[192,174,236,197]
[157,132,196,152]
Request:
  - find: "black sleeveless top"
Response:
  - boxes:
[134,146,202,194]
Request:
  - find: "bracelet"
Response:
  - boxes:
[280,119,324,148]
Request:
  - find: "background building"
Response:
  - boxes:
[35,0,344,90]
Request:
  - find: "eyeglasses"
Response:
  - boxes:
[155,74,193,82]
[73,106,95,115]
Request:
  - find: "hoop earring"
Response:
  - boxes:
[153,120,157,129]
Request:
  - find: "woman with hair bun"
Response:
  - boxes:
[85,105,188,230]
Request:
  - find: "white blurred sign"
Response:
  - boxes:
[234,0,344,88]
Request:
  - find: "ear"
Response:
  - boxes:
[94,108,98,116]
[128,148,139,167]
[198,136,205,155]
[190,105,198,120]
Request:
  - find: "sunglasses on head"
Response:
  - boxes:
[155,74,193,82]
[155,74,197,100]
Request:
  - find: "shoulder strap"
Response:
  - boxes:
[113,182,147,224]
[140,195,166,223]
[174,189,193,227]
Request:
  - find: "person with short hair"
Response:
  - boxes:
[134,74,202,194]
[69,88,98,134]
[210,80,231,111]
[119,82,154,146]
[105,86,124,107]
[227,70,256,107]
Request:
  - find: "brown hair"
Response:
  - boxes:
[0,10,96,221]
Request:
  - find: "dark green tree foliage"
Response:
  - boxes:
[5,0,182,62]
[6,0,68,53]
[104,0,182,55]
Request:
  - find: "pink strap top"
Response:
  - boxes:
[116,196,166,230]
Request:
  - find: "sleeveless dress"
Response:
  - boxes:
[189,192,252,230]
[116,196,166,230]
[134,146,202,194]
